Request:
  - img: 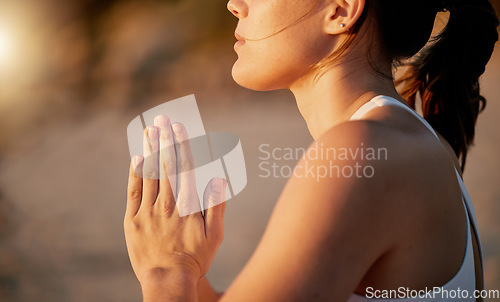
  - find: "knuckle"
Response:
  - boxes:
[124,218,141,232]
[157,201,175,216]
[143,170,158,180]
[178,160,194,173]
[162,161,177,175]
[163,206,174,216]
[129,190,142,201]
[160,129,171,141]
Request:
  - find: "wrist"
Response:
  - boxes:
[141,267,199,286]
[141,267,199,301]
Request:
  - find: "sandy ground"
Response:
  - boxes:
[0,44,499,302]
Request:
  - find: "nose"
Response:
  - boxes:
[227,0,248,18]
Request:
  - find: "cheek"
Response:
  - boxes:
[245,0,319,41]
[232,28,331,91]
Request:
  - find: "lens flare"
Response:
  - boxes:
[0,29,11,64]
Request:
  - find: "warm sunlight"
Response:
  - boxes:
[0,29,12,64]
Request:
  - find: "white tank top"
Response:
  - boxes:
[347,95,483,302]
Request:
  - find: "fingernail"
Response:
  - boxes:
[148,126,158,139]
[172,123,183,135]
[154,115,170,128]
[172,123,188,141]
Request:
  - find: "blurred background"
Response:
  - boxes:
[0,0,499,301]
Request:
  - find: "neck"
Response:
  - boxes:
[289,58,402,140]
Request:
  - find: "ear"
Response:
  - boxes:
[324,0,366,34]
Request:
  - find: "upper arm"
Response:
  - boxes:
[220,121,401,302]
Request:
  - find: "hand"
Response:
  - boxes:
[124,115,228,286]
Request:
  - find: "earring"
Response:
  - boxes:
[340,23,345,28]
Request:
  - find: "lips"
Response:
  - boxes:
[235,32,245,41]
[234,32,246,50]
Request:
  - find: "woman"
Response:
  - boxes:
[124,0,499,301]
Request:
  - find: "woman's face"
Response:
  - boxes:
[227,0,336,91]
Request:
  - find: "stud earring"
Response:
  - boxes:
[340,23,345,28]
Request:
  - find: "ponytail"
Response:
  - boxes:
[397,0,499,171]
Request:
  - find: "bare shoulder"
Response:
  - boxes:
[293,118,430,198]
[300,117,456,213]
[222,118,463,301]
[295,116,466,292]
[221,120,416,301]
[277,117,460,253]
[283,119,424,226]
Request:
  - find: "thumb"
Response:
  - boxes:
[203,178,228,241]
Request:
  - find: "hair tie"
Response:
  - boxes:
[436,0,453,12]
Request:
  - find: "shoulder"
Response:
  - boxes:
[305,115,452,188]
[277,118,442,252]
[287,120,396,209]
[221,120,447,300]
[290,119,413,199]
[230,120,412,299]
[281,120,413,250]
[296,116,450,197]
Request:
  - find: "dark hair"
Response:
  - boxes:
[321,0,499,171]
[394,0,499,171]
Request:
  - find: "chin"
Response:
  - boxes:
[231,60,288,92]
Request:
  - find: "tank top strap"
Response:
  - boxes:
[455,168,485,287]
[350,95,440,139]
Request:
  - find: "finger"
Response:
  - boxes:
[126,155,144,217]
[142,126,159,207]
[154,115,176,211]
[203,178,228,241]
[172,123,200,216]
